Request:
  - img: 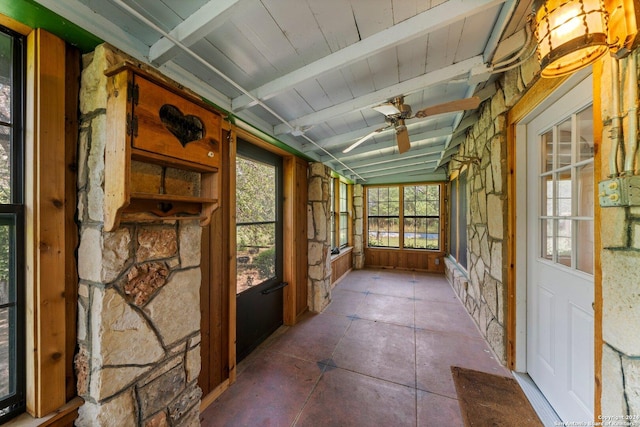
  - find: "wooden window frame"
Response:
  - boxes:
[330,177,352,251]
[449,169,468,269]
[365,183,444,251]
[14,23,80,422]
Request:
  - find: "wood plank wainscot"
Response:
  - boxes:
[364,247,445,273]
[331,247,353,287]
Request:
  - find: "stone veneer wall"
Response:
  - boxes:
[352,184,364,269]
[599,51,640,417]
[444,53,539,364]
[75,44,202,426]
[307,162,332,312]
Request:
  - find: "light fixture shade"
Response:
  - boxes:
[535,0,609,77]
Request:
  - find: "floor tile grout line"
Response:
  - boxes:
[289,363,329,427]
[315,363,419,391]
[290,309,359,427]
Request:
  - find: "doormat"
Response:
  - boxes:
[451,366,543,427]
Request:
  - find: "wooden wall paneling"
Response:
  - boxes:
[295,158,308,320]
[25,29,67,417]
[283,156,296,326]
[330,248,352,285]
[227,129,238,383]
[200,126,231,397]
[199,223,212,394]
[64,44,80,402]
[200,126,232,410]
[364,248,445,272]
[283,155,309,324]
[592,59,603,420]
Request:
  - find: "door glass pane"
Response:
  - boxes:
[577,106,594,163]
[542,130,553,173]
[557,219,572,267]
[542,175,553,216]
[236,157,275,223]
[556,171,572,217]
[576,220,594,274]
[236,156,277,294]
[541,219,553,260]
[577,163,594,218]
[538,107,593,274]
[557,117,572,169]
[236,223,275,293]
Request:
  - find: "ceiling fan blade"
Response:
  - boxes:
[413,96,481,119]
[343,126,390,153]
[396,126,410,154]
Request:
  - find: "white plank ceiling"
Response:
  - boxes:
[35,0,535,183]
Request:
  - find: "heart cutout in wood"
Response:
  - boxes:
[159,104,205,147]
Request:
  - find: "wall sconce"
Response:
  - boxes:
[534,0,640,78]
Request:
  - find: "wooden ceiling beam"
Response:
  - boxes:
[149,0,244,65]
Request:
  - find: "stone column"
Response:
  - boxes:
[75,44,202,427]
[352,184,365,269]
[307,162,332,312]
[599,51,640,417]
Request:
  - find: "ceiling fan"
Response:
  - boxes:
[343,95,481,154]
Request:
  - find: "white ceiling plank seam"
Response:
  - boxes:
[273,56,484,135]
[231,0,505,112]
[149,0,245,66]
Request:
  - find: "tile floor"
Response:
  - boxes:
[200,268,510,427]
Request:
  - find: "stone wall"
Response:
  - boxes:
[352,184,365,269]
[444,53,539,364]
[75,44,202,426]
[598,51,640,417]
[307,162,332,312]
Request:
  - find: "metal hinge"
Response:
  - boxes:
[127,82,139,105]
[126,113,138,137]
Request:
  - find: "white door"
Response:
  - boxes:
[526,74,594,423]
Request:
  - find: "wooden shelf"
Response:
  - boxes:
[104,63,223,231]
[130,192,217,204]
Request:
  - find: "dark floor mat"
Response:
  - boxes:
[451,366,543,427]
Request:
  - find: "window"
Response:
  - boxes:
[367,184,441,250]
[329,179,335,249]
[449,171,467,269]
[330,177,350,251]
[338,181,348,248]
[0,26,25,422]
